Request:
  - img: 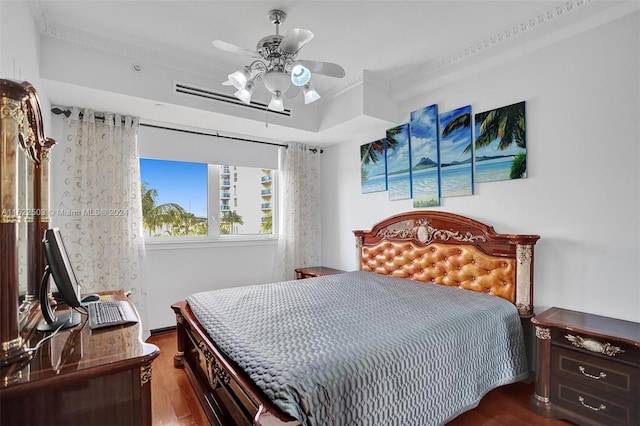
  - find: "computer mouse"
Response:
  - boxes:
[81,294,101,303]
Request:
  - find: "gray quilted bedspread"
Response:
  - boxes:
[187,271,528,426]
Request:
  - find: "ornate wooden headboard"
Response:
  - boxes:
[353,211,540,318]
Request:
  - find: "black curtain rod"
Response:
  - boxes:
[141,123,288,149]
[50,107,291,149]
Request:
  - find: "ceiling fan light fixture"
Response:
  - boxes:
[227,66,251,90]
[303,83,321,104]
[290,63,311,86]
[213,9,345,112]
[268,91,285,111]
[234,80,254,105]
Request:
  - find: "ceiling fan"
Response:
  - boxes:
[212,9,346,111]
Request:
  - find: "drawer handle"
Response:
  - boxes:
[579,365,607,380]
[578,396,606,412]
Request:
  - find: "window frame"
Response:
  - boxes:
[141,159,278,247]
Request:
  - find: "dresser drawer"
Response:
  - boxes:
[551,329,640,367]
[551,346,639,400]
[551,378,639,426]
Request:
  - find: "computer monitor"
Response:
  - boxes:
[37,228,83,332]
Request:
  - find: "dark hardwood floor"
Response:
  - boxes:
[148,332,209,425]
[147,332,571,425]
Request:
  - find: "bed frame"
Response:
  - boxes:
[171,211,539,426]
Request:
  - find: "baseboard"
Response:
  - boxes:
[150,325,177,336]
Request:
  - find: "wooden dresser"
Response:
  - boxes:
[295,266,346,279]
[530,307,640,426]
[1,291,160,426]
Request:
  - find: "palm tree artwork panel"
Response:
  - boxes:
[385,123,412,200]
[474,101,527,182]
[360,139,387,194]
[410,104,440,208]
[439,105,474,197]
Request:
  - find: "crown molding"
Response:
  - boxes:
[319,72,364,101]
[389,0,639,91]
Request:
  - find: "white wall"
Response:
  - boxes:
[1,1,51,133]
[321,12,640,323]
[144,242,278,329]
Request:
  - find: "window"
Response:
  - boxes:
[140,159,276,239]
[137,124,280,242]
[141,159,207,237]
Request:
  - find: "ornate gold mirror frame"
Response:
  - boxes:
[1,79,55,368]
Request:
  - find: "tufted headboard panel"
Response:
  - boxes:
[354,211,540,317]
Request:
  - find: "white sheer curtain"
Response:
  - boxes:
[273,142,322,281]
[55,107,148,335]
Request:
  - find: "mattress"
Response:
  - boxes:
[187,270,528,426]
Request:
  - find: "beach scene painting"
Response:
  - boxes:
[410,104,440,207]
[360,139,388,193]
[474,101,527,183]
[439,105,474,197]
[386,123,412,200]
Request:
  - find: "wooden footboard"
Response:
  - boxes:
[171,301,301,426]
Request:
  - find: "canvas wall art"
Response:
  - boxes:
[360,139,388,193]
[385,123,412,200]
[474,101,527,182]
[439,105,473,197]
[409,104,440,207]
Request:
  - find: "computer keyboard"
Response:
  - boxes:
[87,301,138,329]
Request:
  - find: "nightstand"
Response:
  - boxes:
[295,266,346,279]
[530,307,640,426]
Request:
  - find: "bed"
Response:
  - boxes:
[171,211,540,425]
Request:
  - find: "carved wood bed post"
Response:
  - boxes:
[355,235,363,270]
[516,243,535,318]
[172,303,185,368]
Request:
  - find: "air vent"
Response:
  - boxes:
[174,82,292,117]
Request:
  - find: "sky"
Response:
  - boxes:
[386,123,411,173]
[140,158,208,217]
[410,104,439,166]
[439,105,473,164]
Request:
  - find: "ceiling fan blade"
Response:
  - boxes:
[212,40,259,57]
[279,28,314,55]
[297,60,346,78]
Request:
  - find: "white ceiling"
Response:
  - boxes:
[31,0,632,145]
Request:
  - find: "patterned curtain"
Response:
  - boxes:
[273,142,322,281]
[54,107,148,336]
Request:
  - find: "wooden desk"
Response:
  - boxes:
[1,290,159,426]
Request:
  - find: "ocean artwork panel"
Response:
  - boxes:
[360,139,387,194]
[474,101,527,183]
[386,123,412,200]
[410,104,440,208]
[439,105,473,197]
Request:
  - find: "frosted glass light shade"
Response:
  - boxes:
[234,81,254,104]
[268,92,285,111]
[290,64,311,86]
[228,67,251,90]
[263,71,291,94]
[303,83,321,104]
